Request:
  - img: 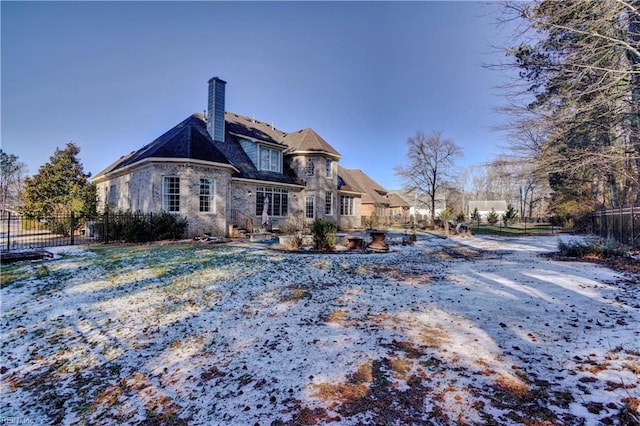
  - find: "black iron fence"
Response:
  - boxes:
[0,211,169,251]
[589,206,640,248]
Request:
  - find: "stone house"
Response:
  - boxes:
[94,76,389,237]
[387,192,411,223]
[338,168,390,221]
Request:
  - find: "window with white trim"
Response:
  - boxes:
[107,184,117,205]
[258,145,282,173]
[163,176,180,212]
[325,191,333,215]
[305,195,315,219]
[340,195,354,216]
[124,181,130,210]
[325,159,332,178]
[199,178,215,213]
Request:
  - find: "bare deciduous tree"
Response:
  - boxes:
[0,150,27,213]
[395,130,463,226]
[467,164,489,201]
[497,0,640,214]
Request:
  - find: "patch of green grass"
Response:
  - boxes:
[85,243,263,292]
[0,264,33,288]
[470,224,559,236]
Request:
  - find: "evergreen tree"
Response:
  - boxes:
[501,0,640,212]
[20,143,97,217]
[471,207,481,222]
[486,208,500,226]
[502,204,519,226]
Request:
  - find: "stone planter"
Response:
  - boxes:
[368,230,389,252]
[278,234,313,248]
[249,231,274,242]
[346,236,365,250]
[278,235,299,246]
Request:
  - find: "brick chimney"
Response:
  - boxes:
[207,76,226,142]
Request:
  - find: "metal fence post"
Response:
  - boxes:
[619,207,622,243]
[6,211,11,251]
[70,212,75,245]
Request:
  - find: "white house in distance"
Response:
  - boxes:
[393,189,446,222]
[93,76,390,237]
[468,200,507,222]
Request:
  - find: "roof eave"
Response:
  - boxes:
[285,149,341,160]
[338,189,364,196]
[231,177,306,189]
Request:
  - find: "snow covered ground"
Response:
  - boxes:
[1,234,638,425]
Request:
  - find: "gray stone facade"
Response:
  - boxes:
[289,154,338,223]
[96,156,362,238]
[228,180,305,232]
[336,194,362,230]
[96,162,232,237]
[93,77,372,238]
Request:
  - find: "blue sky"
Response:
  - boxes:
[1,1,513,190]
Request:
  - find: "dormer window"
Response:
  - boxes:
[258,145,282,173]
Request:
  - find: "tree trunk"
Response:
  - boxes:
[430,196,436,228]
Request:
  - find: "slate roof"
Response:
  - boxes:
[95,114,232,178]
[95,112,303,186]
[282,128,341,158]
[225,112,287,146]
[339,168,388,205]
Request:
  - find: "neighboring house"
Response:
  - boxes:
[468,200,507,222]
[94,76,387,237]
[387,192,411,224]
[394,189,446,221]
[335,166,367,230]
[338,168,390,223]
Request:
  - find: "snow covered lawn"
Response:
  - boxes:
[1,235,638,425]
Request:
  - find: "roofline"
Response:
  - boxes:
[93,157,239,183]
[231,177,306,189]
[285,150,342,160]
[338,189,364,196]
[229,132,286,149]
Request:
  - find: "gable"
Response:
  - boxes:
[282,128,341,159]
[217,133,301,186]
